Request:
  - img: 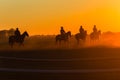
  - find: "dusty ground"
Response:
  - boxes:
[0,48,120,80]
[0,34,120,80]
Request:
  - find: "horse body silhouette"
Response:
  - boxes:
[90,30,101,42]
[75,31,87,44]
[9,31,29,47]
[56,31,71,44]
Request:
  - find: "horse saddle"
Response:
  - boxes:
[15,35,20,41]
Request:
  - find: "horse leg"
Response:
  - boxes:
[56,38,61,45]
[20,43,24,46]
[77,39,79,45]
[64,40,68,48]
[59,40,61,45]
[10,43,14,48]
[9,40,13,48]
[55,38,58,44]
[63,40,67,45]
[19,42,24,47]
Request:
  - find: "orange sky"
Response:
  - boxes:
[0,0,120,35]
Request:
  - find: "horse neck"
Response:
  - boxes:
[21,33,26,38]
[66,32,71,37]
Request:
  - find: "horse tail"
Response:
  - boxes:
[8,36,12,44]
[8,36,14,47]
[55,36,59,43]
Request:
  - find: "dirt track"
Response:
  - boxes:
[1,48,120,80]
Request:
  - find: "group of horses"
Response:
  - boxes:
[55,30,101,44]
[8,30,101,47]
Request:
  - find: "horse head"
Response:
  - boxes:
[23,31,29,37]
[67,31,71,37]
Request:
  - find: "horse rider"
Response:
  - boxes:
[14,28,21,40]
[60,26,66,37]
[93,25,98,33]
[79,26,85,35]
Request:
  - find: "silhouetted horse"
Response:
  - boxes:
[56,31,71,44]
[9,31,29,47]
[90,30,101,42]
[75,31,87,44]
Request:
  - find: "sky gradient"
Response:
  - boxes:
[0,0,120,35]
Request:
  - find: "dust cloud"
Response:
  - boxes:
[0,32,120,50]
